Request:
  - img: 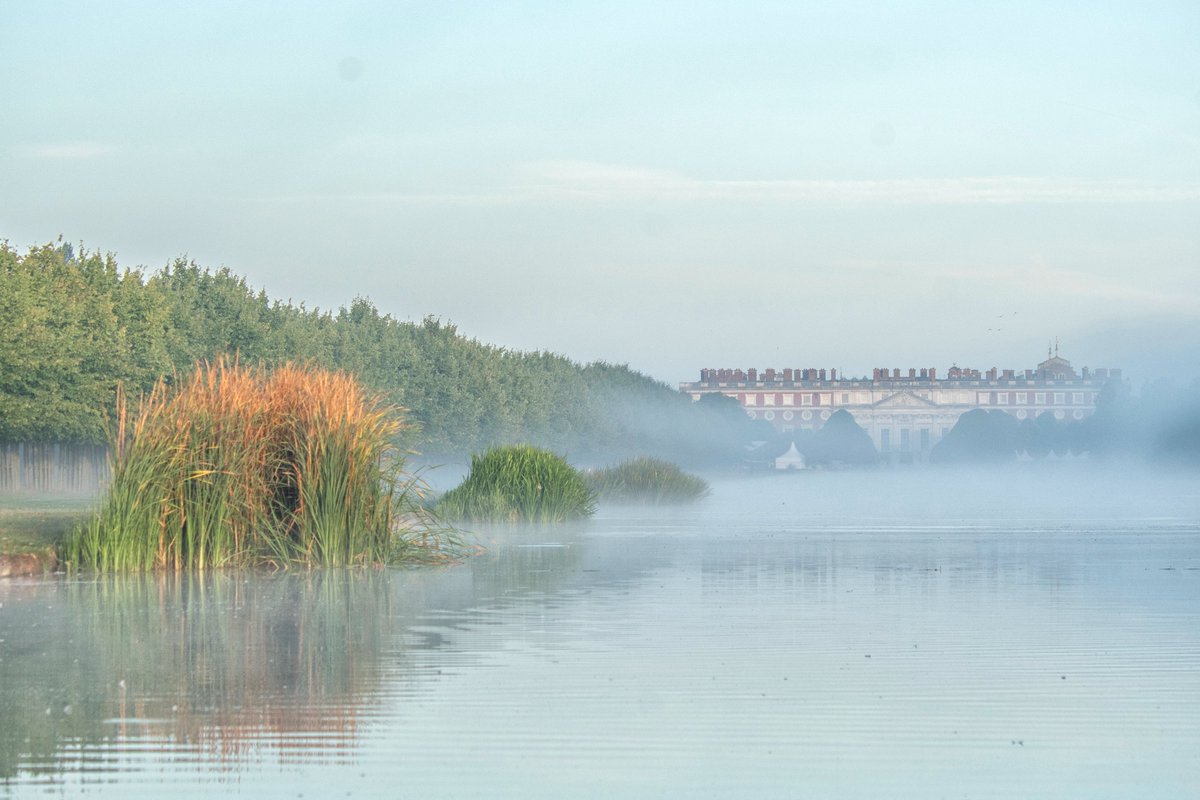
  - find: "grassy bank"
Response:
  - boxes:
[0,496,91,572]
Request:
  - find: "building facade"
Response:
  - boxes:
[680,352,1119,464]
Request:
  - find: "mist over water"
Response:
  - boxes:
[1,464,1196,798]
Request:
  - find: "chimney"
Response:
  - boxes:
[908,368,916,378]
[929,367,937,380]
[819,368,827,381]
[830,368,837,380]
[783,368,793,382]
[748,368,758,382]
[893,368,901,379]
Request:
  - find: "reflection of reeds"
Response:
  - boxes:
[586,457,710,504]
[0,571,397,780]
[66,359,452,570]
[437,445,595,523]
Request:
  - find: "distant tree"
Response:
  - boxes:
[1017,411,1069,459]
[930,409,1018,464]
[1082,378,1137,457]
[802,409,878,467]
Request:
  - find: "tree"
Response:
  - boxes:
[803,409,878,466]
[930,410,1018,464]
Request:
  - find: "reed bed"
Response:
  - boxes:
[65,359,454,571]
[436,445,595,523]
[586,457,710,504]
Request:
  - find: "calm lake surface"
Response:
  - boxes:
[1,467,1197,798]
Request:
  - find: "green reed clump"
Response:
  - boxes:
[586,457,710,504]
[65,359,455,571]
[436,445,595,523]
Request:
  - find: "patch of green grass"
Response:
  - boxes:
[436,445,595,523]
[586,457,709,504]
[0,497,92,554]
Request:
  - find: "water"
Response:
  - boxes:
[1,467,1197,798]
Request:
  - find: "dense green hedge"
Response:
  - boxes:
[0,241,751,462]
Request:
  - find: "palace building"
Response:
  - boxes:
[680,350,1119,463]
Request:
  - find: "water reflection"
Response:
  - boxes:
[0,571,396,783]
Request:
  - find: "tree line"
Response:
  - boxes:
[0,241,754,463]
[930,378,1200,466]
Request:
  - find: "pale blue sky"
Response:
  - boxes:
[3,1,1198,383]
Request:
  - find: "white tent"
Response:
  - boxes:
[774,442,806,470]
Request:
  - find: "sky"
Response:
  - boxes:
[2,1,1198,386]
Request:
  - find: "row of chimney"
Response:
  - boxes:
[698,366,1121,384]
[699,368,838,383]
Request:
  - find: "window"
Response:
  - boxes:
[1016,392,1027,404]
[997,393,1009,405]
[978,392,991,405]
[920,429,930,451]
[1054,392,1065,404]
[841,393,850,403]
[880,429,891,452]
[801,394,813,406]
[782,394,794,406]
[900,429,911,452]
[1072,392,1083,404]
[745,394,757,406]
[764,394,776,406]
[1035,392,1046,405]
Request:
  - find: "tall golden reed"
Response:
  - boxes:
[67,359,440,571]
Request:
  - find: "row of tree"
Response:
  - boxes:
[931,379,1200,466]
[0,241,755,464]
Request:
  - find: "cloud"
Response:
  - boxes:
[248,160,1200,208]
[834,258,1200,315]
[13,142,115,159]
[520,161,1200,205]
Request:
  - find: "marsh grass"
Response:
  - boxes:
[65,359,457,571]
[436,445,595,523]
[586,457,710,504]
